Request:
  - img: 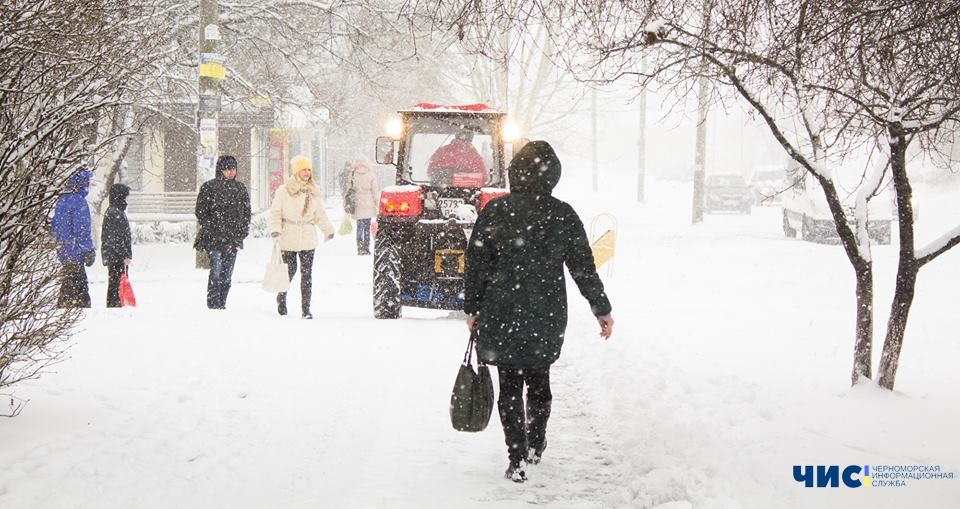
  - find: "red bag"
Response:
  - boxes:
[119,273,137,307]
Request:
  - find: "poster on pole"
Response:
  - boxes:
[198,94,221,112]
[198,155,216,181]
[199,118,217,147]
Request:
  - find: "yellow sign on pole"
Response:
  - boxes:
[199,63,225,79]
[199,53,226,79]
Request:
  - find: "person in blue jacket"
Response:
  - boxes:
[101,183,132,307]
[51,168,96,308]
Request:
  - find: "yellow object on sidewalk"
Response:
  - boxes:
[338,215,353,236]
[590,213,618,276]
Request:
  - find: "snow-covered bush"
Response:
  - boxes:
[129,213,270,246]
[131,222,197,245]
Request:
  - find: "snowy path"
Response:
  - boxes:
[477,360,630,508]
[0,237,632,509]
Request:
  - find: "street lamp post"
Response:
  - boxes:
[196,0,222,267]
[691,0,713,225]
[197,0,221,183]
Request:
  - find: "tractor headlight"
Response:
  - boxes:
[502,118,521,142]
[385,117,402,139]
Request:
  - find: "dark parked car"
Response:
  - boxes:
[704,174,752,214]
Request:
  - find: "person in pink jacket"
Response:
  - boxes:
[344,160,381,255]
[269,155,334,319]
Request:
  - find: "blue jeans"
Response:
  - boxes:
[356,218,371,254]
[207,248,238,309]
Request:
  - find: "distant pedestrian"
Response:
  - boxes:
[194,155,251,310]
[269,155,334,319]
[51,168,96,308]
[464,140,614,483]
[101,183,132,308]
[337,161,351,195]
[344,161,380,255]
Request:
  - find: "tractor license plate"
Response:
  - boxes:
[434,249,465,274]
[438,197,464,218]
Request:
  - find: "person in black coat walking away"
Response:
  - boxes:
[194,155,252,309]
[464,140,614,483]
[101,183,132,307]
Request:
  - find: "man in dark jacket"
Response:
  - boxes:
[464,140,614,483]
[101,183,132,307]
[194,155,251,309]
[51,168,96,308]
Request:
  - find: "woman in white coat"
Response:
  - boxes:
[345,160,380,255]
[270,155,335,318]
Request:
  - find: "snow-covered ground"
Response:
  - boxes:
[1,171,959,509]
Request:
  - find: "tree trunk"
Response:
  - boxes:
[877,123,918,390]
[877,268,917,390]
[851,265,873,384]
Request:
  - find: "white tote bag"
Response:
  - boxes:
[261,241,291,293]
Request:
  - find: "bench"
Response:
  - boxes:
[126,192,197,222]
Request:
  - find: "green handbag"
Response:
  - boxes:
[449,329,494,432]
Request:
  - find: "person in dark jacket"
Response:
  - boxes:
[464,140,614,483]
[51,168,96,308]
[194,155,252,309]
[101,183,132,307]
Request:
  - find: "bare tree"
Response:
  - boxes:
[81,0,460,203]
[414,1,592,139]
[419,0,960,390]
[0,1,167,410]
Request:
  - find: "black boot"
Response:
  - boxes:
[504,460,527,483]
[277,293,287,316]
[302,286,312,319]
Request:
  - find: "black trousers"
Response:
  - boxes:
[279,249,314,312]
[106,263,125,308]
[58,262,91,308]
[497,366,552,464]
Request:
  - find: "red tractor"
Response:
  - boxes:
[372,103,522,319]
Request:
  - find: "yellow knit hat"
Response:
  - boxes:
[290,155,312,175]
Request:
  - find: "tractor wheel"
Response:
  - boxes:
[373,235,402,319]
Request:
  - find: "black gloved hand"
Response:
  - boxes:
[83,250,96,267]
[270,231,280,238]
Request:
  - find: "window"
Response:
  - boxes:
[403,116,501,187]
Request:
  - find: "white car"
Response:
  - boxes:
[749,169,786,205]
[780,167,893,245]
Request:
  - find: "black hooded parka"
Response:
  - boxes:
[101,183,132,265]
[464,141,612,369]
